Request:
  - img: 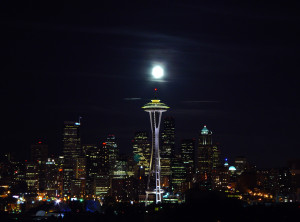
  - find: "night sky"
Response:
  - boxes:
[1,2,299,168]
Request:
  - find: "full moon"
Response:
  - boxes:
[152,66,164,79]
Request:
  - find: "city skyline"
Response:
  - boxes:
[1,114,298,212]
[1,2,300,169]
[0,112,294,170]
[0,90,298,169]
[1,3,300,219]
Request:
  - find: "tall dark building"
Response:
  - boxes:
[161,117,175,187]
[161,117,175,158]
[99,141,109,175]
[72,158,86,196]
[30,140,48,192]
[132,131,151,174]
[180,139,196,181]
[103,135,119,176]
[31,141,48,162]
[25,162,39,192]
[171,155,186,193]
[196,125,220,190]
[63,121,81,162]
[62,120,81,195]
[84,144,101,179]
[44,158,59,196]
[84,144,101,195]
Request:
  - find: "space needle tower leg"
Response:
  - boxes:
[155,111,162,203]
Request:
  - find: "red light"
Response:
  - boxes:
[38,141,42,144]
[103,142,106,145]
[155,88,157,91]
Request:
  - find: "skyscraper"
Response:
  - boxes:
[197,125,220,190]
[84,144,100,179]
[142,95,169,205]
[171,154,186,193]
[180,139,196,181]
[44,158,59,196]
[93,139,112,198]
[62,120,81,195]
[161,117,175,158]
[104,134,119,176]
[99,141,109,175]
[161,117,175,188]
[30,140,48,192]
[31,140,48,162]
[71,156,86,196]
[132,131,151,174]
[25,162,39,192]
[63,121,81,162]
[84,144,101,195]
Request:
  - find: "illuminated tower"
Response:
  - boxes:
[63,121,81,162]
[62,120,81,194]
[197,125,220,190]
[161,117,175,188]
[142,91,169,204]
[181,138,196,181]
[132,131,151,174]
[105,134,119,176]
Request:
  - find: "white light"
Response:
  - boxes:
[152,66,164,79]
[55,199,61,204]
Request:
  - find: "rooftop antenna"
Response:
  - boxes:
[154,88,158,99]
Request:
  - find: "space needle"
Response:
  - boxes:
[142,87,169,205]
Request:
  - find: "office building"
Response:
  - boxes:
[30,141,48,162]
[197,125,220,190]
[160,117,175,188]
[181,139,196,180]
[62,121,81,194]
[132,131,151,174]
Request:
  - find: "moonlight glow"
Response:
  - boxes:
[152,66,164,79]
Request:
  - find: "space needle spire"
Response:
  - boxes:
[142,89,169,205]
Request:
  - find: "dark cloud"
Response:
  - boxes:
[182,101,220,103]
[124,98,142,101]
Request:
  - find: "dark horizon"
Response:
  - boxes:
[1,2,300,168]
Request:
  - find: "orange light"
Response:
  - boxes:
[59,169,63,172]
